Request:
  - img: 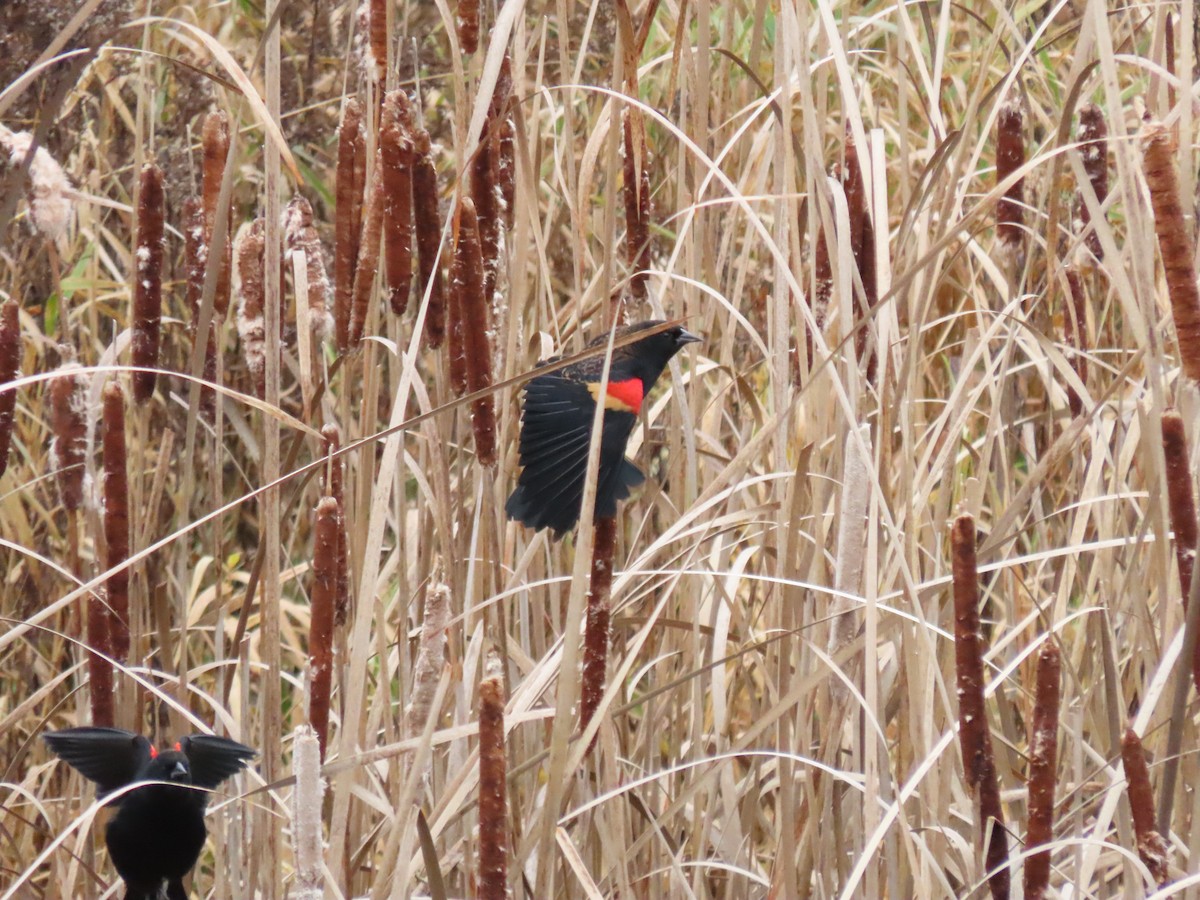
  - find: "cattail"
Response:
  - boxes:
[309,496,340,757]
[457,0,479,54]
[794,209,835,387]
[367,0,387,81]
[284,197,333,343]
[235,219,267,399]
[49,358,87,512]
[320,425,351,625]
[452,199,496,463]
[200,110,232,322]
[622,109,652,304]
[478,658,507,900]
[843,127,868,266]
[473,56,512,301]
[951,514,1010,900]
[101,382,130,661]
[412,122,446,347]
[1023,642,1061,900]
[131,163,164,403]
[1076,104,1108,262]
[497,115,515,231]
[1063,268,1088,417]
[996,98,1025,254]
[0,125,73,240]
[0,300,21,478]
[579,515,617,751]
[856,214,878,385]
[290,725,325,899]
[86,588,114,727]
[1161,410,1200,692]
[1144,123,1200,382]
[1121,728,1171,886]
[381,91,415,316]
[406,579,450,735]
[335,98,366,353]
[183,197,218,417]
[348,152,385,349]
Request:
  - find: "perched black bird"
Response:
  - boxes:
[43,727,256,900]
[506,320,700,536]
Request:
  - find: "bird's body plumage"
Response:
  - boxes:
[44,727,256,900]
[506,320,699,536]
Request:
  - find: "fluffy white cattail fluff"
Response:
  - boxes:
[290,725,325,899]
[0,125,72,241]
[829,423,872,655]
[405,579,451,736]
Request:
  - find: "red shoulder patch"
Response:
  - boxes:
[605,378,644,413]
[150,746,158,759]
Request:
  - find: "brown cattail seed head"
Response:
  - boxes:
[457,0,479,54]
[996,98,1025,252]
[309,496,340,756]
[48,357,88,512]
[1121,728,1171,885]
[200,109,232,321]
[368,0,387,80]
[1063,268,1088,418]
[335,97,366,353]
[622,109,652,305]
[452,198,497,464]
[1143,122,1200,382]
[1023,642,1061,900]
[0,300,21,479]
[381,91,415,316]
[132,163,164,403]
[235,219,267,399]
[349,154,385,349]
[412,122,446,348]
[477,662,507,900]
[183,197,218,417]
[284,197,334,343]
[1076,103,1108,262]
[580,515,617,751]
[320,424,351,625]
[101,381,130,661]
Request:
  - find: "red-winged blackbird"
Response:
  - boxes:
[43,726,256,900]
[506,320,700,536]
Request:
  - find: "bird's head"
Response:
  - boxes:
[596,320,700,386]
[145,749,192,785]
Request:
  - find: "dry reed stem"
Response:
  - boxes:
[406,579,450,735]
[622,108,652,305]
[335,97,365,353]
[290,725,325,899]
[412,121,446,347]
[235,219,267,399]
[381,91,414,316]
[284,197,333,343]
[457,0,479,54]
[1161,410,1200,691]
[1121,728,1171,886]
[996,98,1025,253]
[1063,268,1088,418]
[452,198,496,463]
[200,109,232,321]
[0,299,20,479]
[48,359,87,512]
[101,382,130,662]
[1023,642,1061,900]
[183,197,218,416]
[1076,104,1108,263]
[1143,122,1200,381]
[131,163,163,403]
[348,151,385,349]
[580,515,617,751]
[951,514,1010,900]
[309,496,340,757]
[478,664,507,900]
[320,425,351,625]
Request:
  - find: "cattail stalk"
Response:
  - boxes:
[131,163,164,403]
[309,496,339,756]
[1023,642,1061,900]
[381,91,414,316]
[348,154,385,349]
[405,579,450,735]
[1076,104,1108,262]
[951,514,1010,900]
[412,122,446,347]
[290,725,325,899]
[622,109,652,304]
[452,199,496,463]
[200,110,232,323]
[996,99,1025,254]
[49,360,87,512]
[457,0,479,54]
[0,299,20,478]
[335,98,365,353]
[285,197,333,343]
[579,515,617,751]
[1063,268,1088,418]
[478,663,507,900]
[320,425,351,625]
[235,219,267,399]
[1121,728,1171,886]
[101,382,130,661]
[1143,123,1200,382]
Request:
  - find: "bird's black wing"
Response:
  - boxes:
[43,727,153,798]
[178,734,257,789]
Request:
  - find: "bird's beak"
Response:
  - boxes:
[172,762,189,780]
[677,328,701,346]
